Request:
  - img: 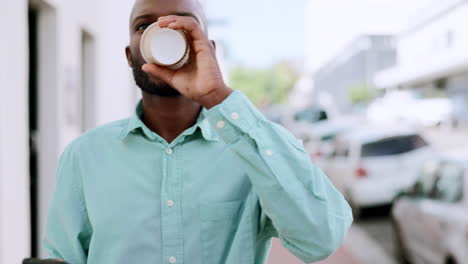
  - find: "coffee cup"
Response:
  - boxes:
[140,22,190,70]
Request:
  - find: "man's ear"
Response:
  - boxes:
[125,46,133,67]
[210,40,217,51]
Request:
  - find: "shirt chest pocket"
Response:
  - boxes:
[199,200,246,264]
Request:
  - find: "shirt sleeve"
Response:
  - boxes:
[42,142,92,264]
[205,90,353,263]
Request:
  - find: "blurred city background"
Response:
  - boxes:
[1,0,468,263]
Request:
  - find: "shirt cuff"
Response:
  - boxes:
[204,90,266,144]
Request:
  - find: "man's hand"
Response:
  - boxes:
[141,15,233,109]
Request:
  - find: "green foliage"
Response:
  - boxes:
[228,62,299,106]
[348,84,376,105]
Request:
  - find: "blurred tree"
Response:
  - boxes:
[348,83,376,105]
[229,62,299,106]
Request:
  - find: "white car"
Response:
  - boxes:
[367,91,453,127]
[325,127,433,217]
[392,155,468,264]
[288,107,328,142]
[367,91,418,125]
[302,119,355,168]
[404,98,454,127]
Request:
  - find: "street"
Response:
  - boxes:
[267,238,362,264]
[266,213,397,264]
[266,127,468,264]
[266,214,396,264]
[356,207,396,259]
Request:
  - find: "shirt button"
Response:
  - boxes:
[231,112,240,120]
[165,148,173,155]
[216,120,225,129]
[265,149,274,156]
[167,200,174,207]
[169,256,177,263]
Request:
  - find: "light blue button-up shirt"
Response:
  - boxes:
[43,90,353,264]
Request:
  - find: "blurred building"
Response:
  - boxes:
[375,0,468,125]
[0,0,135,262]
[313,35,396,113]
[289,76,315,110]
[199,0,231,81]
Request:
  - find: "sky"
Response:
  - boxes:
[304,0,437,72]
[202,0,308,69]
[202,0,437,71]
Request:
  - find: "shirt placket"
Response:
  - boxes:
[161,144,183,264]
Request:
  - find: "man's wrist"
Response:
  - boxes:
[198,85,234,110]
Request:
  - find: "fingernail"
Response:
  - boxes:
[142,64,149,72]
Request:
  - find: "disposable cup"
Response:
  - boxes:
[140,22,190,70]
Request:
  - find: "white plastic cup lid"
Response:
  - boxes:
[150,28,186,65]
[140,22,189,68]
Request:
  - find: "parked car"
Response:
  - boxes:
[367,91,417,125]
[293,106,328,124]
[367,91,454,127]
[289,106,328,142]
[392,154,468,264]
[451,95,468,127]
[325,127,434,217]
[404,98,454,127]
[301,119,355,168]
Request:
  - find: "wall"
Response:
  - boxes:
[0,0,135,262]
[0,0,31,263]
[313,36,396,113]
[375,1,468,88]
[398,2,468,70]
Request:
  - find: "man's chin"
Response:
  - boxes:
[139,85,182,97]
[132,66,181,97]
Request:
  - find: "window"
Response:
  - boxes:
[293,108,328,123]
[411,161,440,197]
[445,30,454,49]
[81,30,96,132]
[332,140,350,158]
[361,134,428,157]
[432,162,464,203]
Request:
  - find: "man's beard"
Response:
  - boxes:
[131,58,181,97]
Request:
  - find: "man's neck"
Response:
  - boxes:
[141,93,202,144]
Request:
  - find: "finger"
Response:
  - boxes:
[158,16,208,44]
[157,15,181,25]
[141,64,175,85]
[157,16,176,25]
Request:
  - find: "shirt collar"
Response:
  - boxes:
[119,99,219,142]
